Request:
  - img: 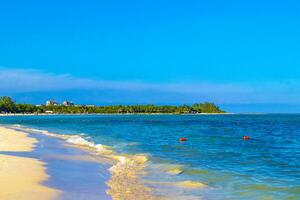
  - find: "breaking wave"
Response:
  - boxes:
[9,124,207,200]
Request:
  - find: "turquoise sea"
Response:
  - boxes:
[1,114,299,199]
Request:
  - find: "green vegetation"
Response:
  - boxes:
[0,96,225,114]
[0,96,17,113]
[192,103,224,113]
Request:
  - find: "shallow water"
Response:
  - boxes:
[1,114,299,199]
[0,129,111,200]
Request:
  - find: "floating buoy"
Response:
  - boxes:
[179,138,187,142]
[243,136,250,140]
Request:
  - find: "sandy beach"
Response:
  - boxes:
[0,124,174,200]
[0,127,60,200]
[0,126,112,200]
[0,124,166,200]
[1,114,298,200]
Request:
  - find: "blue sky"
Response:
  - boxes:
[0,0,299,112]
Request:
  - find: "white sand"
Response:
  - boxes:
[0,126,60,200]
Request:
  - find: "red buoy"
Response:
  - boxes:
[179,137,187,142]
[243,136,250,140]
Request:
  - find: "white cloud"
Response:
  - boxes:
[0,68,248,93]
[0,68,299,104]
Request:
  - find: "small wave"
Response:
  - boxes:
[11,125,52,136]
[24,127,69,139]
[12,124,22,128]
[10,125,158,199]
[66,135,112,154]
[66,135,94,146]
[8,125,207,199]
[25,127,49,134]
[62,135,156,199]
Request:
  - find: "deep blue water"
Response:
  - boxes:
[1,114,299,199]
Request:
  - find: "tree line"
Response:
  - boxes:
[0,96,225,114]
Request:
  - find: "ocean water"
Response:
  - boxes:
[0,114,299,199]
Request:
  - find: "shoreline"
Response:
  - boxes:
[0,127,60,200]
[0,125,164,200]
[1,124,208,200]
[18,125,164,200]
[0,126,112,200]
[0,112,234,117]
[1,113,298,199]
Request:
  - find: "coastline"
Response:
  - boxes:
[21,126,164,200]
[0,126,112,200]
[0,125,164,200]
[0,112,233,117]
[0,123,208,200]
[1,115,298,199]
[0,127,60,200]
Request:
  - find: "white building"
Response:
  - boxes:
[46,100,58,106]
[63,101,74,106]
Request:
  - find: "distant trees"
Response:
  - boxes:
[16,104,44,113]
[0,96,44,113]
[192,102,224,113]
[0,96,225,114]
[0,96,17,113]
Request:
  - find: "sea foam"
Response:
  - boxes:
[9,124,204,199]
[66,135,112,154]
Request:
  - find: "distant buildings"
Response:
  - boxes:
[46,100,74,106]
[63,101,74,106]
[46,100,58,106]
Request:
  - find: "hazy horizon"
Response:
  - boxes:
[1,1,299,113]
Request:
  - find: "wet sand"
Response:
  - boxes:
[0,126,111,200]
[18,126,164,200]
[0,127,60,200]
[0,124,204,200]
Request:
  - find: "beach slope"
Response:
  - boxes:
[0,127,60,200]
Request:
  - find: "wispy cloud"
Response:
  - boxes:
[0,68,299,104]
[0,68,248,94]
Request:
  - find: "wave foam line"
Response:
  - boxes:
[65,135,159,199]
[10,125,162,200]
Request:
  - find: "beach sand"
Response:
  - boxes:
[0,126,37,152]
[0,126,112,200]
[0,125,204,200]
[0,127,60,200]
